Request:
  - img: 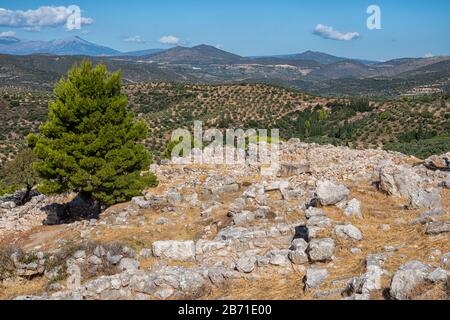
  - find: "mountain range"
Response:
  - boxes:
[0,35,379,64]
[0,36,449,96]
[0,35,167,57]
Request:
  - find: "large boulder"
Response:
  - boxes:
[232,211,256,226]
[378,165,423,198]
[407,189,441,210]
[314,180,350,206]
[424,153,450,171]
[288,239,309,265]
[426,221,450,235]
[304,268,328,290]
[390,261,431,300]
[152,241,196,261]
[236,255,257,273]
[426,268,449,283]
[243,184,265,198]
[278,161,311,177]
[307,238,335,262]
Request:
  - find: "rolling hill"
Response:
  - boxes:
[1,82,448,163]
[142,44,243,64]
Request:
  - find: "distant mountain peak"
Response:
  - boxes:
[143,44,242,64]
[0,35,120,56]
[0,36,21,45]
[52,36,91,45]
[193,44,217,49]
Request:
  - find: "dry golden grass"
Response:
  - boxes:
[0,277,47,300]
[204,272,307,300]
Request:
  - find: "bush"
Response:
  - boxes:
[384,135,450,159]
[0,148,39,203]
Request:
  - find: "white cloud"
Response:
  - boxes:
[159,35,180,45]
[0,6,94,31]
[423,53,434,58]
[24,26,41,32]
[313,24,360,41]
[124,35,146,44]
[0,30,15,37]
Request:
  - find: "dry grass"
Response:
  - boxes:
[0,277,47,300]
[203,272,306,300]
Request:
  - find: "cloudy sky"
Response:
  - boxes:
[0,0,449,60]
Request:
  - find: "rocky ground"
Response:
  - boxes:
[0,140,449,300]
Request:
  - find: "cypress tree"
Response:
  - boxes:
[28,60,157,207]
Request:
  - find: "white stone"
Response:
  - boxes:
[152,241,196,261]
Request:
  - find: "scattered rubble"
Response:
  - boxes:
[1,141,449,300]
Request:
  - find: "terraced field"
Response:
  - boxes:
[0,82,449,164]
[0,89,50,163]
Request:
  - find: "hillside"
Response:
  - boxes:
[1,83,448,164]
[0,47,449,96]
[143,45,243,65]
[1,141,449,300]
[126,83,450,158]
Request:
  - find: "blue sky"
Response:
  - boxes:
[0,0,449,60]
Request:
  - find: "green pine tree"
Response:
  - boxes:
[28,60,157,207]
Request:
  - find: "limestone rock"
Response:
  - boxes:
[307,238,335,262]
[315,180,349,206]
[344,199,363,219]
[424,153,450,171]
[426,221,450,235]
[131,197,151,209]
[408,189,441,210]
[278,161,311,177]
[118,258,140,272]
[152,241,196,261]
[236,255,256,273]
[426,268,448,283]
[390,261,431,300]
[305,207,325,219]
[305,268,328,290]
[378,165,423,198]
[334,224,363,241]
